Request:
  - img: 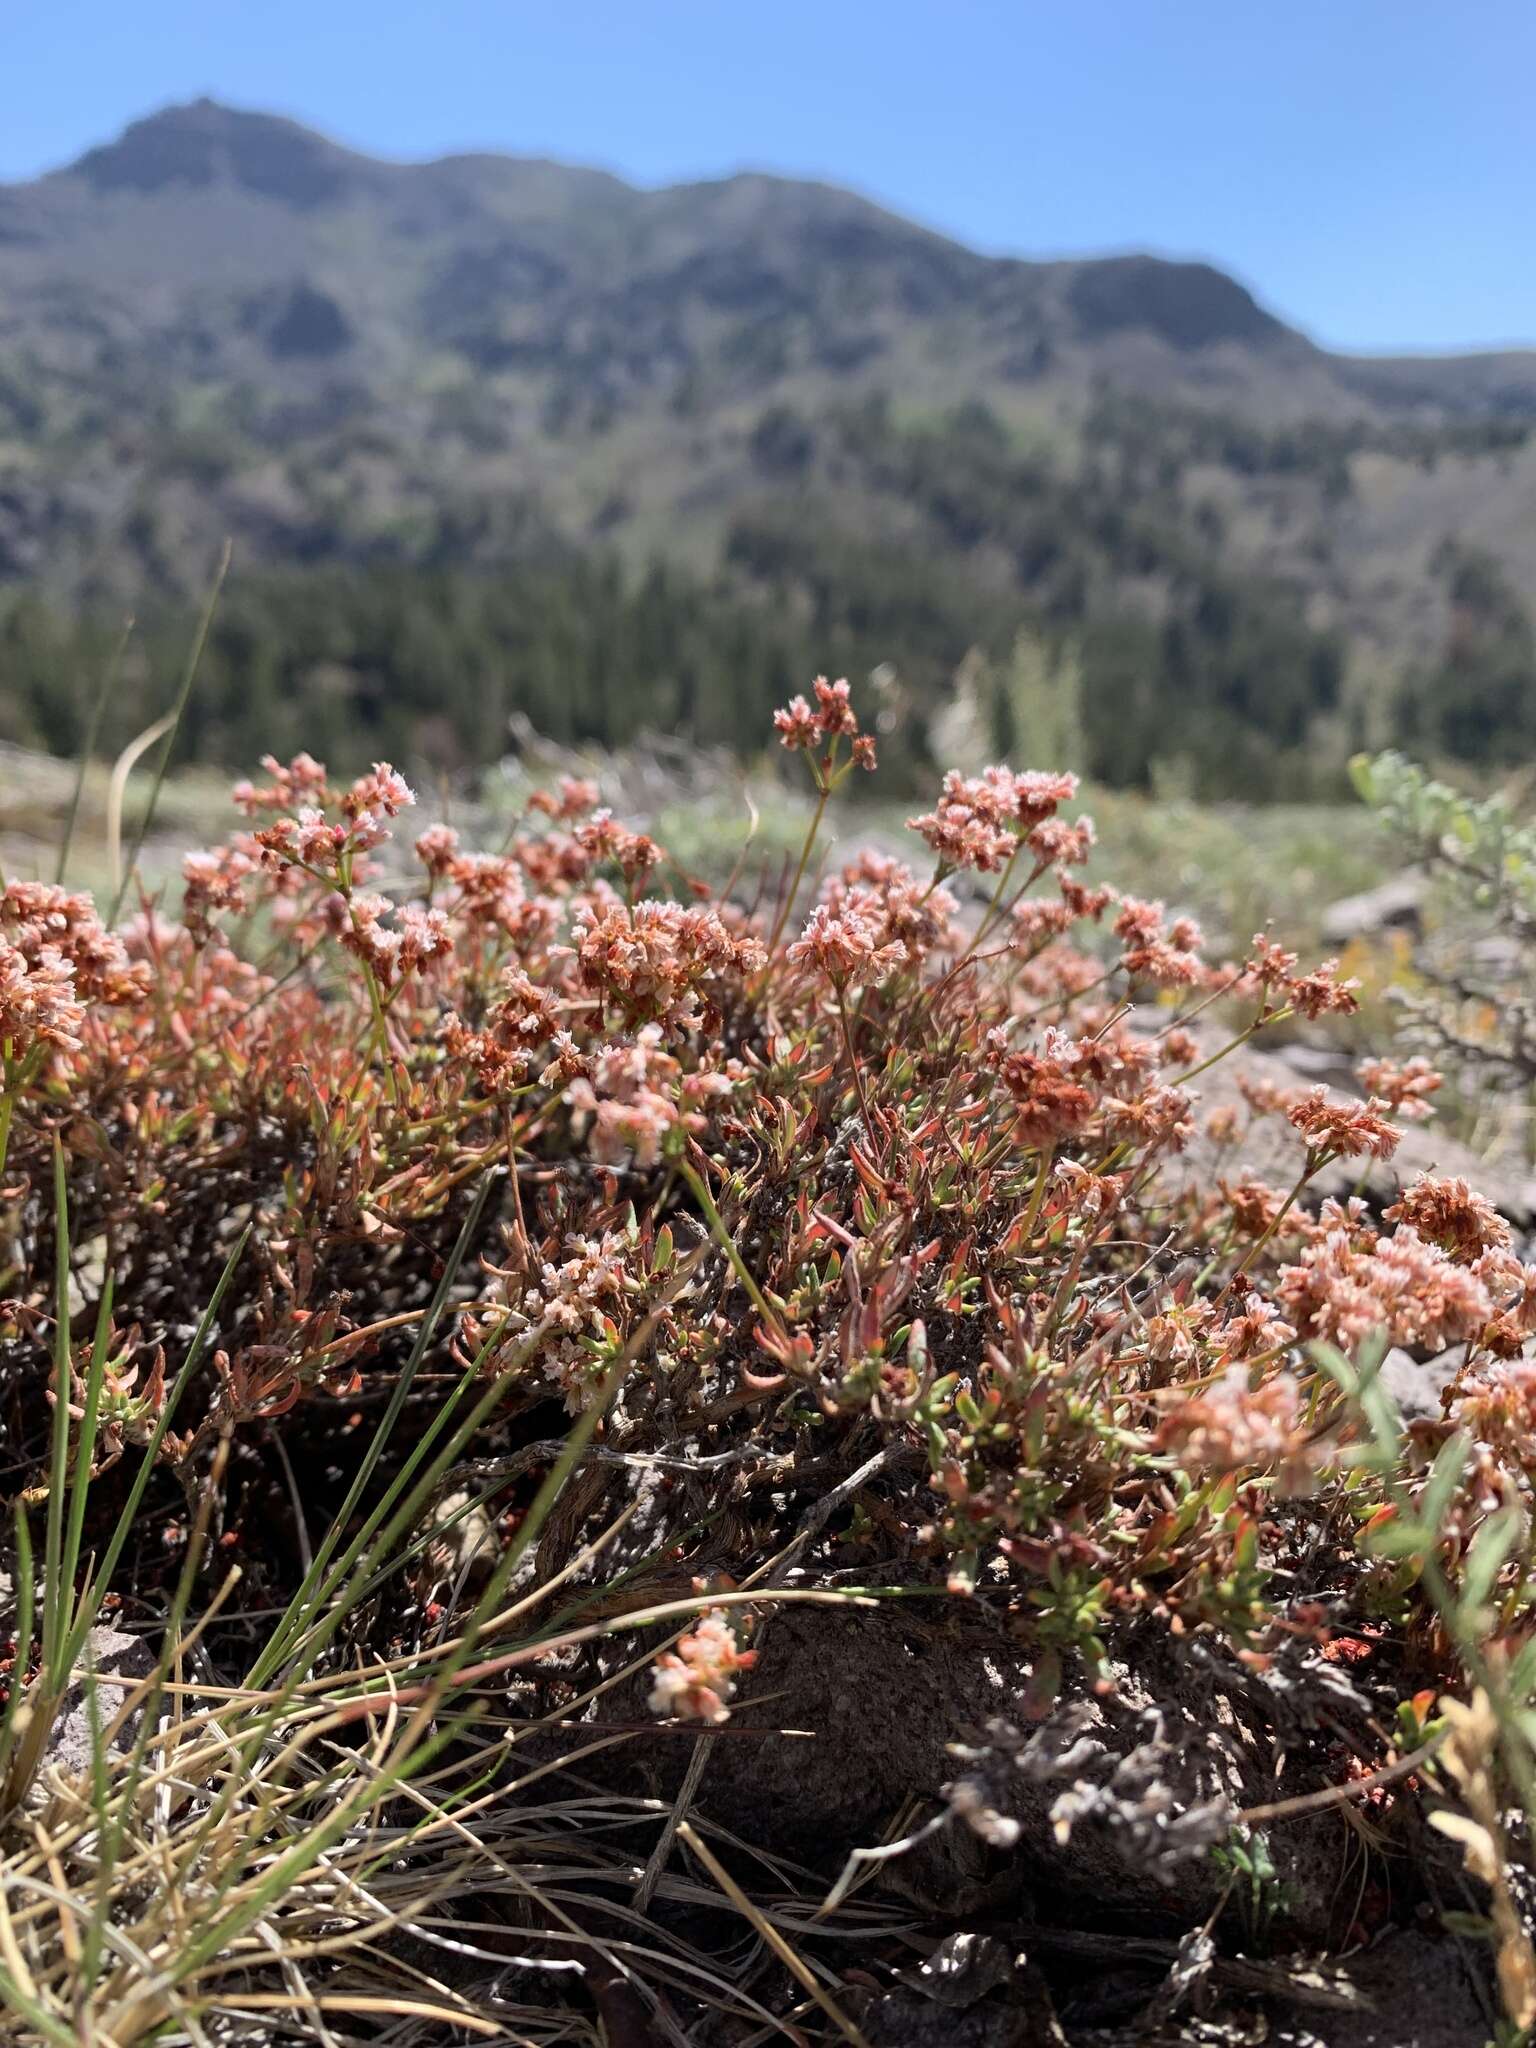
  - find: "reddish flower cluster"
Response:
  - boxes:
[0,669,1528,1797]
[788,901,907,989]
[570,899,765,1031]
[1115,900,1206,988]
[908,765,1080,874]
[1357,1053,1443,1122]
[1278,1215,1518,1352]
[647,1609,758,1724]
[819,852,959,966]
[773,675,877,777]
[1385,1172,1510,1264]
[0,882,148,1063]
[1286,1086,1402,1162]
[1156,1365,1309,1485]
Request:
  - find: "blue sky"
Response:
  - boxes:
[5,1,1533,353]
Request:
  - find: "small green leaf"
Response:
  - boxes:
[1419,1431,1470,1542]
[1461,1506,1521,1614]
[1439,1911,1494,1941]
[1363,1521,1431,1561]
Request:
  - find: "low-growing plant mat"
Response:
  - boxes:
[0,688,1533,2045]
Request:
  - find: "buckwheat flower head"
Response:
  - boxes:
[1121,937,1203,987]
[1219,1293,1298,1361]
[772,693,818,751]
[788,901,906,988]
[529,775,601,819]
[1001,1040,1096,1149]
[812,674,859,737]
[908,765,1076,875]
[568,1074,681,1168]
[1,882,149,1005]
[1011,769,1080,829]
[1028,815,1096,867]
[575,810,662,886]
[772,676,870,760]
[1279,1223,1496,1351]
[0,940,84,1058]
[231,752,331,816]
[178,846,254,945]
[414,823,462,877]
[1451,1360,1536,1453]
[821,854,958,964]
[647,1609,757,1724]
[441,1012,533,1094]
[1061,876,1113,921]
[1011,898,1078,946]
[1287,1087,1401,1161]
[1385,1173,1511,1264]
[571,900,764,1030]
[1245,934,1299,990]
[339,895,452,989]
[435,849,532,934]
[1357,1055,1442,1122]
[1112,896,1166,948]
[1221,1178,1290,1238]
[1286,958,1360,1019]
[1157,1365,1309,1483]
[343,763,416,823]
[1049,1158,1127,1222]
[1103,1084,1194,1152]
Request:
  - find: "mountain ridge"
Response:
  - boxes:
[16,99,1531,369]
[3,98,1536,800]
[6,99,1532,410]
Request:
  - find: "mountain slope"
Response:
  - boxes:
[2,99,1536,794]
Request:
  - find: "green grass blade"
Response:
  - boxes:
[55,613,134,887]
[0,1960,73,2048]
[64,1227,249,1678]
[41,1144,73,1687]
[248,1311,517,1689]
[248,1178,491,1684]
[108,539,230,924]
[63,1271,115,1629]
[0,1508,36,1781]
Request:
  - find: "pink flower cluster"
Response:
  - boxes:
[647,1608,758,1724]
[566,1025,692,1168]
[570,899,765,1033]
[908,766,1080,874]
[1114,899,1206,988]
[773,676,876,772]
[340,893,453,990]
[819,852,959,966]
[247,760,416,879]
[1278,1219,1522,1352]
[788,900,907,989]
[1286,1087,1401,1162]
[1157,1365,1308,1482]
[1358,1054,1443,1122]
[0,882,148,1062]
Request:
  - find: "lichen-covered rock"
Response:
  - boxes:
[36,1626,155,1790]
[1267,1928,1492,2048]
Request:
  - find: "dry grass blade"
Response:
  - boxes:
[677,1822,875,2048]
[105,713,175,906]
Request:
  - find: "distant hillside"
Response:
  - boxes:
[2,98,1535,794]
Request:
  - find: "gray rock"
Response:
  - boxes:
[863,1934,1066,2047]
[1268,1927,1492,2047]
[37,1626,156,1788]
[1168,1030,1536,1227]
[1320,873,1426,946]
[1277,1043,1365,1093]
[1378,1346,1465,1425]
